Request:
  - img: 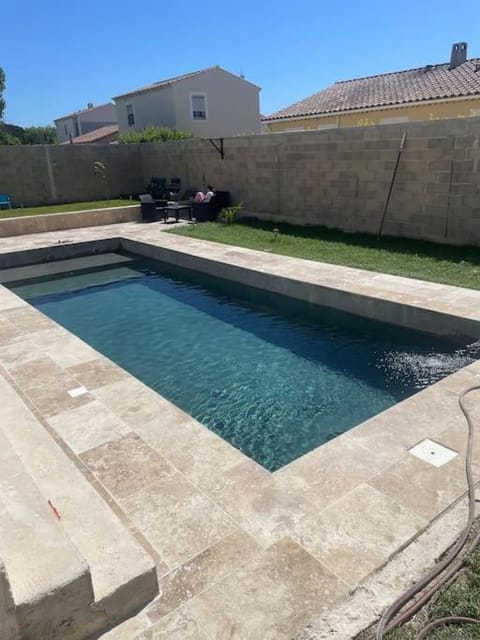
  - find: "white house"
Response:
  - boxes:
[54,103,117,143]
[113,66,261,137]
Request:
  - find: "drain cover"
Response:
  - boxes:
[409,438,457,467]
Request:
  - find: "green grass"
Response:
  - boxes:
[0,199,134,219]
[383,551,480,639]
[170,219,480,290]
[355,549,480,639]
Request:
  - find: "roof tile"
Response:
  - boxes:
[265,59,480,121]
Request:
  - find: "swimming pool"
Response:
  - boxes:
[8,252,477,471]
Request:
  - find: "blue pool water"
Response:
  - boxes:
[9,254,477,471]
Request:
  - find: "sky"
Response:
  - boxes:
[2,0,480,127]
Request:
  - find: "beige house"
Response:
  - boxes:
[264,42,480,132]
[113,66,261,137]
[54,103,117,143]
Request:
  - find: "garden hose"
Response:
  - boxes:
[375,383,480,640]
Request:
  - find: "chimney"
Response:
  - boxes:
[449,42,467,70]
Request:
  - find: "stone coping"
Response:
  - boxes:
[0,221,479,639]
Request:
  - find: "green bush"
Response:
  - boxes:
[0,123,57,145]
[118,126,193,144]
[0,131,21,145]
[217,203,243,225]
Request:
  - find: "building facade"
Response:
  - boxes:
[54,103,117,143]
[113,66,261,138]
[264,42,480,132]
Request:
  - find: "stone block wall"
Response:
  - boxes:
[0,144,144,206]
[1,116,480,245]
[136,117,480,245]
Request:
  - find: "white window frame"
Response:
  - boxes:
[190,92,208,121]
[126,104,135,127]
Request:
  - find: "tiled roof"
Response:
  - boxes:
[112,66,219,99]
[264,59,480,121]
[61,125,119,144]
[112,65,260,100]
[54,102,114,122]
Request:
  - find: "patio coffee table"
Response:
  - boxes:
[162,203,192,223]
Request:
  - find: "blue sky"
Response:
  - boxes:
[2,0,479,127]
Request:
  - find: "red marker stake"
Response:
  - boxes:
[48,500,61,520]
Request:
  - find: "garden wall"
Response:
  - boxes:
[0,144,145,206]
[140,117,480,247]
[0,205,140,238]
[1,117,480,245]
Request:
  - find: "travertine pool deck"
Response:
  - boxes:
[0,221,479,640]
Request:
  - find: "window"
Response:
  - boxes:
[126,104,135,127]
[191,94,207,120]
[64,124,68,135]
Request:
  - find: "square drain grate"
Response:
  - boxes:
[409,438,458,467]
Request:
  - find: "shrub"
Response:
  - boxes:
[118,126,193,144]
[218,203,243,225]
[93,161,109,200]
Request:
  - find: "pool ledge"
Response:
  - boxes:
[0,222,479,640]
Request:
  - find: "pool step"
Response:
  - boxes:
[0,375,158,640]
[0,429,93,640]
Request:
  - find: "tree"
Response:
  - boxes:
[117,125,193,144]
[0,122,21,145]
[0,67,5,121]
[0,123,57,145]
[0,131,20,145]
[22,126,57,144]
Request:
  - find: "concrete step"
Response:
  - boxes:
[0,375,158,640]
[0,429,93,640]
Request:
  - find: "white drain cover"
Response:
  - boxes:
[409,439,457,467]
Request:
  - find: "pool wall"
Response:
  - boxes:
[0,238,121,269]
[121,237,480,340]
[1,234,479,340]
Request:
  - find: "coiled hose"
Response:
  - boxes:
[375,383,480,640]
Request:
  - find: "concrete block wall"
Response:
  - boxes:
[136,117,480,245]
[1,116,480,245]
[0,144,145,206]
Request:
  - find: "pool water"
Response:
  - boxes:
[8,253,478,471]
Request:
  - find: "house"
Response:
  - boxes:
[54,103,117,143]
[263,42,480,132]
[59,124,119,145]
[112,66,261,137]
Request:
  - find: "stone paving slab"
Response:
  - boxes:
[0,221,478,639]
[0,376,157,620]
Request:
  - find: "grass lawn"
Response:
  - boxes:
[170,219,480,290]
[0,199,134,219]
[382,549,480,639]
